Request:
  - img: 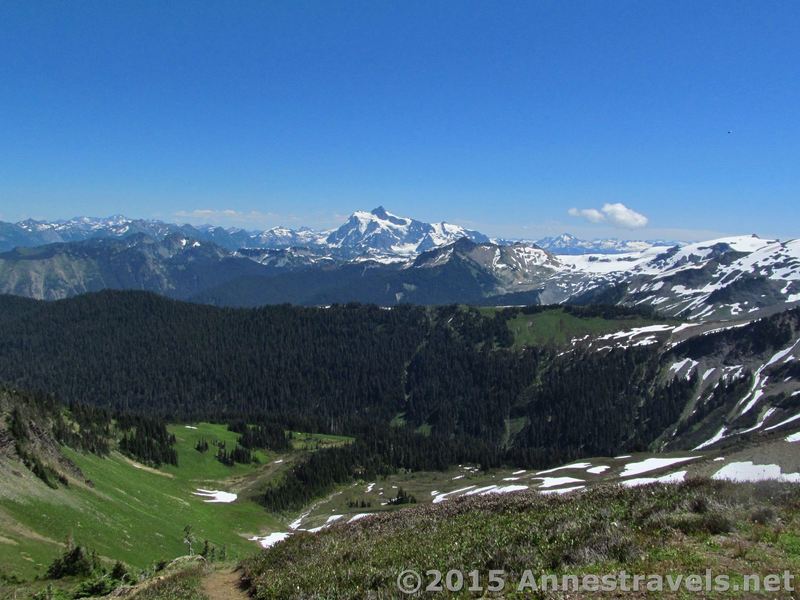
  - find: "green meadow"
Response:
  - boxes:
[504,308,660,347]
[0,422,291,581]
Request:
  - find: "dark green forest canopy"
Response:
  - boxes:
[2,292,793,469]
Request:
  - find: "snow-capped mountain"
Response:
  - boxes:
[324,206,489,257]
[533,233,676,255]
[1,210,799,322]
[541,235,800,320]
[0,207,490,258]
[398,233,800,319]
[248,226,328,249]
[235,246,336,269]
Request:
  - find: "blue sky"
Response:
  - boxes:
[1,1,798,240]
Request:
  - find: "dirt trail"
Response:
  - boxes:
[202,567,250,600]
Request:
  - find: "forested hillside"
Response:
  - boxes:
[0,292,705,468]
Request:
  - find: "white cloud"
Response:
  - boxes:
[601,203,649,228]
[567,207,605,223]
[567,203,648,229]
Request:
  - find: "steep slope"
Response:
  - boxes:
[1,231,799,319]
[0,233,267,300]
[1,291,797,467]
[241,480,800,599]
[547,306,800,452]
[548,235,800,320]
[196,239,557,307]
[0,398,283,582]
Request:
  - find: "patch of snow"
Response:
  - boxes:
[250,532,291,548]
[669,358,699,379]
[694,426,726,450]
[620,456,699,478]
[597,324,674,342]
[535,476,585,489]
[785,432,800,443]
[193,489,237,503]
[766,413,800,431]
[289,510,311,530]
[622,470,688,487]
[738,340,800,417]
[432,485,476,504]
[586,466,610,474]
[712,461,800,483]
[464,485,499,496]
[487,485,528,495]
[184,425,198,430]
[348,513,374,523]
[536,462,591,475]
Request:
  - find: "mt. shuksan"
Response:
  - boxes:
[324,206,490,258]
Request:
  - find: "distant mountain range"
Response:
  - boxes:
[0,207,798,321]
[0,206,669,257]
[533,233,676,255]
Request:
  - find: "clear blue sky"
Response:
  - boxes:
[1,1,798,240]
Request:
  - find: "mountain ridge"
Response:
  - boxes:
[1,207,678,257]
[0,229,798,321]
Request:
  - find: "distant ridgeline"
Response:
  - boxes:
[0,292,797,478]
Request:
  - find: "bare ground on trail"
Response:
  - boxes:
[201,566,250,600]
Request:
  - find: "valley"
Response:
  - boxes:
[1,292,799,598]
[3,405,798,598]
[4,4,799,597]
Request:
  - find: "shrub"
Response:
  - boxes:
[46,543,100,579]
[671,512,733,536]
[31,585,71,600]
[750,507,775,525]
[72,574,116,598]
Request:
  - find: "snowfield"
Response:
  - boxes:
[193,489,237,503]
[622,470,687,487]
[619,456,699,478]
[534,476,585,489]
[712,461,800,483]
